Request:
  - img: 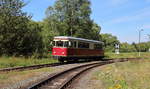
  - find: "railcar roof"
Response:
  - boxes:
[54,36,103,44]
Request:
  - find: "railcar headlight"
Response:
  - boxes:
[62,52,64,54]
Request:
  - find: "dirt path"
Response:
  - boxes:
[70,66,106,89]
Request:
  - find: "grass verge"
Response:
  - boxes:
[105,52,150,59]
[91,59,150,89]
[0,57,57,69]
[0,67,56,88]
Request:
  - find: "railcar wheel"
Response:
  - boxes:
[74,59,79,63]
[58,59,64,63]
[66,60,73,63]
[59,60,64,63]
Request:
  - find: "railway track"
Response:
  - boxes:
[0,61,105,72]
[0,62,64,72]
[27,58,139,89]
[0,58,141,72]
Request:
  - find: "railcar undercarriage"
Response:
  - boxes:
[53,56,104,62]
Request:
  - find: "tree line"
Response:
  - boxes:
[101,33,150,52]
[0,0,101,57]
[0,0,149,57]
[0,0,44,57]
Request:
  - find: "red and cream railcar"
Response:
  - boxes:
[52,36,104,62]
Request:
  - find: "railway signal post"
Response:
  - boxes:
[115,43,120,54]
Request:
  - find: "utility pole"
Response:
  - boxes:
[148,34,150,41]
[138,29,143,56]
[147,34,150,52]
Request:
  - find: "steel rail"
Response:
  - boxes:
[27,58,140,89]
[0,62,63,72]
[0,58,141,72]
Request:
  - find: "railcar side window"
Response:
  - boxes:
[78,42,89,49]
[94,44,102,49]
[64,41,69,47]
[73,41,77,48]
[67,41,76,48]
[56,41,63,47]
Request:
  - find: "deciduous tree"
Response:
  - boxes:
[0,0,43,56]
[44,0,101,40]
[100,33,120,52]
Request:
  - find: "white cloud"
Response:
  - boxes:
[106,7,150,24]
[142,24,150,29]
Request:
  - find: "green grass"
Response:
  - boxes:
[105,52,150,59]
[0,57,58,69]
[91,59,150,89]
[0,67,56,88]
[0,52,149,69]
[0,67,55,80]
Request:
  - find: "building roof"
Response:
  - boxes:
[54,36,103,44]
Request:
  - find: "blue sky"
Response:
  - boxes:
[23,0,150,43]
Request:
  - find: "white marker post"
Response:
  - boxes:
[115,44,120,54]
